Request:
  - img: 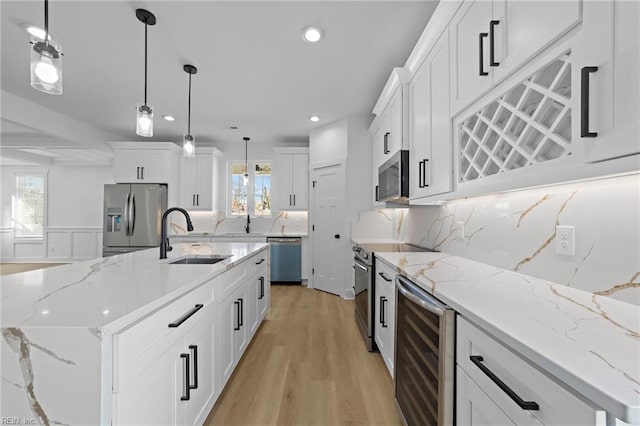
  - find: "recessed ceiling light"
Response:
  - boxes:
[163,115,175,122]
[309,115,320,122]
[302,26,323,43]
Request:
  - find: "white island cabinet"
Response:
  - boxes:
[0,242,269,426]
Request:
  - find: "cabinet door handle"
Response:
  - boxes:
[378,272,392,282]
[293,194,296,206]
[581,66,599,138]
[188,345,198,390]
[239,298,244,327]
[422,159,430,188]
[234,300,241,330]
[255,258,265,265]
[381,296,387,327]
[141,166,144,180]
[289,194,292,206]
[180,353,190,401]
[489,20,500,67]
[258,276,264,300]
[470,355,540,410]
[479,33,489,76]
[193,194,196,206]
[375,185,379,202]
[383,133,390,154]
[136,166,140,180]
[196,194,199,206]
[168,304,203,328]
[418,160,424,188]
[379,296,385,325]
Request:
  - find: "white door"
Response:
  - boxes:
[311,163,345,296]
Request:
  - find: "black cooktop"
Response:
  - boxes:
[356,243,435,254]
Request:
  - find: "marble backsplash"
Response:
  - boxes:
[168,210,308,236]
[351,174,640,305]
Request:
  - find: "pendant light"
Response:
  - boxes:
[135,9,156,137]
[30,0,62,95]
[182,64,198,158]
[243,137,250,185]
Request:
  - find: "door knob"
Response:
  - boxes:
[334,234,340,239]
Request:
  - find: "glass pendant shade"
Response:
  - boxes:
[136,104,153,137]
[30,40,62,95]
[183,134,195,158]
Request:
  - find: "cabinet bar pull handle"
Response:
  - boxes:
[375,185,379,202]
[293,194,296,206]
[168,304,204,328]
[479,33,489,76]
[289,194,292,206]
[581,66,598,138]
[381,296,387,328]
[258,277,264,299]
[234,300,241,330]
[136,166,140,180]
[180,353,190,401]
[239,298,244,327]
[379,296,384,325]
[470,355,540,410]
[423,159,430,187]
[489,20,500,66]
[193,194,195,206]
[188,345,198,390]
[418,160,424,188]
[378,272,392,282]
[196,194,199,206]
[256,258,265,265]
[384,133,390,154]
[141,166,144,180]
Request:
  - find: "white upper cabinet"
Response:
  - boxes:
[274,148,309,211]
[373,68,410,168]
[180,149,216,211]
[369,123,385,207]
[451,0,581,114]
[409,30,453,201]
[579,0,640,162]
[114,148,175,183]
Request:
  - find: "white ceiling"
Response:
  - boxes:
[1,0,438,159]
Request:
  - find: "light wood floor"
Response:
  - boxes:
[0,263,67,276]
[205,284,402,426]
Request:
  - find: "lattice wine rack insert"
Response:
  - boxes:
[458,51,572,183]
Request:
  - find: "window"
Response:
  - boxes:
[14,173,45,239]
[229,162,271,216]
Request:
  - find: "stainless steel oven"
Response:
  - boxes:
[395,275,455,426]
[353,246,375,351]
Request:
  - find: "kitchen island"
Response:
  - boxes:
[1,242,269,425]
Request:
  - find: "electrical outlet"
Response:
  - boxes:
[555,225,575,256]
[456,221,465,239]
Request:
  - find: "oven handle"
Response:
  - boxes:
[396,275,446,317]
[353,258,369,272]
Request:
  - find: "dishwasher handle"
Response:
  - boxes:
[268,238,301,244]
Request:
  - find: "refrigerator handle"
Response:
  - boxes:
[124,193,131,236]
[130,193,136,235]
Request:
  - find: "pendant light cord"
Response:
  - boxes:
[187,73,192,134]
[43,0,49,47]
[144,22,148,106]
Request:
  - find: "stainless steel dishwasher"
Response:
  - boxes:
[267,237,302,283]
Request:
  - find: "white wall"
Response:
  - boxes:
[0,165,114,261]
[309,119,349,165]
[351,173,640,306]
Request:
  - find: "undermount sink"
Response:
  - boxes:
[168,255,231,265]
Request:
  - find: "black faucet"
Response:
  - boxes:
[160,207,194,259]
[244,214,251,233]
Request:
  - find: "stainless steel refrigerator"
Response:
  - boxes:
[103,183,168,257]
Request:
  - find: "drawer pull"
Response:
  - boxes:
[168,304,204,328]
[470,355,540,410]
[255,258,265,265]
[378,272,392,282]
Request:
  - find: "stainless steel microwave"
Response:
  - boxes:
[377,150,409,203]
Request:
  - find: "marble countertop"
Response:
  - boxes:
[170,232,308,238]
[375,251,640,423]
[351,238,404,244]
[1,243,268,333]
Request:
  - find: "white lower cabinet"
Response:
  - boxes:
[456,316,605,426]
[374,259,395,377]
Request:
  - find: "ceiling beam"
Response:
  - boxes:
[1,90,122,152]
